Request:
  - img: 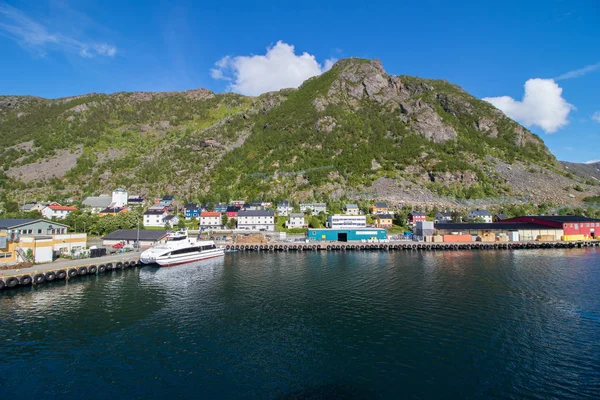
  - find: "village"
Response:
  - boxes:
[1,186,599,267]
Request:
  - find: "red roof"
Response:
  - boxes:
[49,205,78,211]
[200,212,221,217]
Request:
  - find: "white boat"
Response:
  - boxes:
[140,230,224,267]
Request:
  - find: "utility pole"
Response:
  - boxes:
[136,218,140,251]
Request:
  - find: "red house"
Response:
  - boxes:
[226,205,241,218]
[408,211,427,227]
[502,215,600,238]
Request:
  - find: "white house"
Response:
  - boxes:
[327,214,367,229]
[199,212,222,230]
[277,200,293,216]
[163,215,179,228]
[300,203,327,214]
[237,210,275,231]
[286,213,307,229]
[435,212,453,224]
[41,203,78,220]
[467,209,492,223]
[143,210,169,227]
[345,204,359,215]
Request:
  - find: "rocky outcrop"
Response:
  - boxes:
[315,116,337,132]
[410,107,458,143]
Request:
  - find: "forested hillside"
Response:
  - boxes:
[0,58,597,207]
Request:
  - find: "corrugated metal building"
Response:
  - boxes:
[308,228,387,242]
[434,222,564,241]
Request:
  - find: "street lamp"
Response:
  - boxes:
[136,218,140,251]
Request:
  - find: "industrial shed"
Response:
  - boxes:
[434,223,564,242]
[308,228,387,242]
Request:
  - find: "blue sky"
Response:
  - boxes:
[0,0,598,163]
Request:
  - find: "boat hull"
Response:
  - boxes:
[156,252,224,267]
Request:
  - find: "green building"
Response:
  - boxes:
[308,228,387,242]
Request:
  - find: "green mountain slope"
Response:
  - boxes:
[0,58,596,206]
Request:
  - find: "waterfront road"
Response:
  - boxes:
[0,251,141,278]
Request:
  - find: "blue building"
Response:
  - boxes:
[308,228,387,242]
[184,203,201,220]
[214,203,228,213]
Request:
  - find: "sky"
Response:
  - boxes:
[0,0,598,163]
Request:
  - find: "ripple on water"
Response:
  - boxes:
[0,249,599,399]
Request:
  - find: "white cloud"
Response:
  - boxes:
[211,41,337,96]
[555,61,600,80]
[0,4,116,58]
[585,160,600,164]
[483,78,574,133]
[592,111,600,123]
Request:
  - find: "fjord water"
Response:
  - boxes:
[1,250,599,399]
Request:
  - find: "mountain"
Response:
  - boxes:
[0,58,597,207]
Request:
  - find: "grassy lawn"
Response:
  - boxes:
[275,216,308,234]
[387,225,409,234]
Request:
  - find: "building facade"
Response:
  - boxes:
[143,210,169,227]
[408,212,427,227]
[237,210,275,231]
[375,214,393,228]
[345,204,359,215]
[300,203,327,214]
[308,228,387,242]
[327,214,367,229]
[199,212,222,230]
[277,201,293,216]
[502,216,600,238]
[468,209,492,223]
[286,213,307,229]
[370,202,389,215]
[184,204,201,220]
[41,203,78,220]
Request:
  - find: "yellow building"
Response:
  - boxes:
[370,202,389,215]
[375,214,393,228]
[0,232,87,264]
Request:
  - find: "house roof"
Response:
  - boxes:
[289,213,304,218]
[278,200,290,207]
[226,206,240,212]
[434,222,563,231]
[184,203,199,210]
[469,209,492,216]
[436,212,452,218]
[410,211,426,216]
[48,205,78,211]
[201,212,221,217]
[378,214,393,219]
[162,195,174,200]
[163,215,177,221]
[301,203,326,207]
[0,219,68,229]
[144,210,166,215]
[100,207,127,214]
[102,229,168,241]
[346,204,358,208]
[375,202,388,208]
[238,210,274,217]
[494,214,508,220]
[82,196,113,208]
[511,215,600,223]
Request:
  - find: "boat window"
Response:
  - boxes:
[168,236,186,241]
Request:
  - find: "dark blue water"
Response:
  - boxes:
[1,249,600,399]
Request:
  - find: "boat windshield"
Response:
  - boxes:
[167,235,187,241]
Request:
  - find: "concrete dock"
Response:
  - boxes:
[0,251,141,290]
